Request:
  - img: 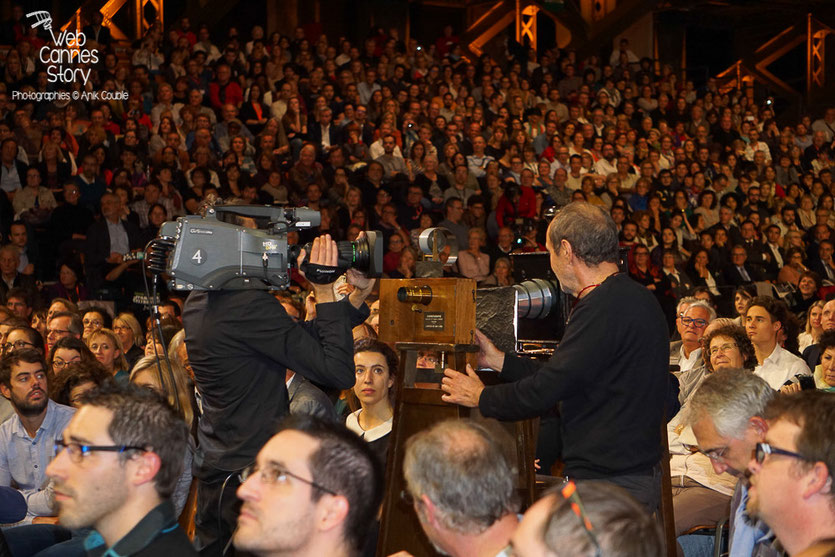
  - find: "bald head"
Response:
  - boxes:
[822,299,835,332]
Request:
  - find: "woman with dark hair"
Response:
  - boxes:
[686,247,722,297]
[4,326,45,356]
[49,361,113,408]
[650,226,687,269]
[139,202,168,246]
[81,307,112,339]
[345,338,398,465]
[47,336,99,379]
[778,246,810,286]
[694,190,719,228]
[240,82,269,135]
[798,330,835,392]
[732,287,754,326]
[790,271,821,316]
[701,324,758,374]
[629,244,663,292]
[45,257,89,303]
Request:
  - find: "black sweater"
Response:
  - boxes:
[479,272,669,478]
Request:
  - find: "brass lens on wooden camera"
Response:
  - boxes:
[397,285,433,305]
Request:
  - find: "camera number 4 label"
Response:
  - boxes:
[191,249,205,265]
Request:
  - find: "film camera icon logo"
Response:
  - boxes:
[26,11,57,44]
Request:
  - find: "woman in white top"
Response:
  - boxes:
[345,339,397,465]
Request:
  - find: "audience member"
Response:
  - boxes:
[0,348,74,521]
[686,369,778,557]
[402,420,519,557]
[46,382,196,555]
[233,415,383,557]
[511,481,663,557]
[747,390,835,556]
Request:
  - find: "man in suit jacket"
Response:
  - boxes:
[724,245,762,287]
[739,219,770,278]
[808,239,835,282]
[82,11,112,48]
[707,205,743,247]
[0,244,36,304]
[286,371,337,421]
[0,138,27,200]
[84,192,142,293]
[762,224,785,281]
[308,107,343,162]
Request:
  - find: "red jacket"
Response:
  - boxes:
[495,185,537,227]
[208,81,243,110]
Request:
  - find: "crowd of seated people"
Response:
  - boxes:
[1,8,835,557]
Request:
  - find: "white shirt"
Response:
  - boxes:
[754,344,811,390]
[668,409,737,496]
[319,123,331,149]
[594,158,617,176]
[678,346,702,374]
[369,140,402,160]
[346,409,392,443]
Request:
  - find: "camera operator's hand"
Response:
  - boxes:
[473,329,505,372]
[441,364,484,408]
[297,235,338,303]
[346,232,377,309]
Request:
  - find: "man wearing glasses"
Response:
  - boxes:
[46,382,196,555]
[234,415,382,557]
[0,348,74,521]
[747,390,835,557]
[675,301,715,374]
[45,311,82,353]
[686,369,778,557]
[2,325,43,355]
[668,323,756,552]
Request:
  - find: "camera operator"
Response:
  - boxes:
[182,234,375,556]
[441,202,669,513]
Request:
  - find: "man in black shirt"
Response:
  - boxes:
[183,235,374,556]
[442,202,669,512]
[47,383,196,556]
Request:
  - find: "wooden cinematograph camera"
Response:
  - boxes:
[376,228,536,557]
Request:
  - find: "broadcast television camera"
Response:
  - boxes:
[147,205,383,290]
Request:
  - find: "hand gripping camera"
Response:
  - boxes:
[147,205,382,291]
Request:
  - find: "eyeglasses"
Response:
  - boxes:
[47,328,72,337]
[683,443,728,462]
[112,325,131,333]
[239,463,336,495]
[755,442,807,465]
[400,489,415,506]
[681,316,708,328]
[53,357,81,370]
[708,342,738,356]
[54,440,147,464]
[560,481,602,557]
[82,319,103,327]
[3,340,33,352]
